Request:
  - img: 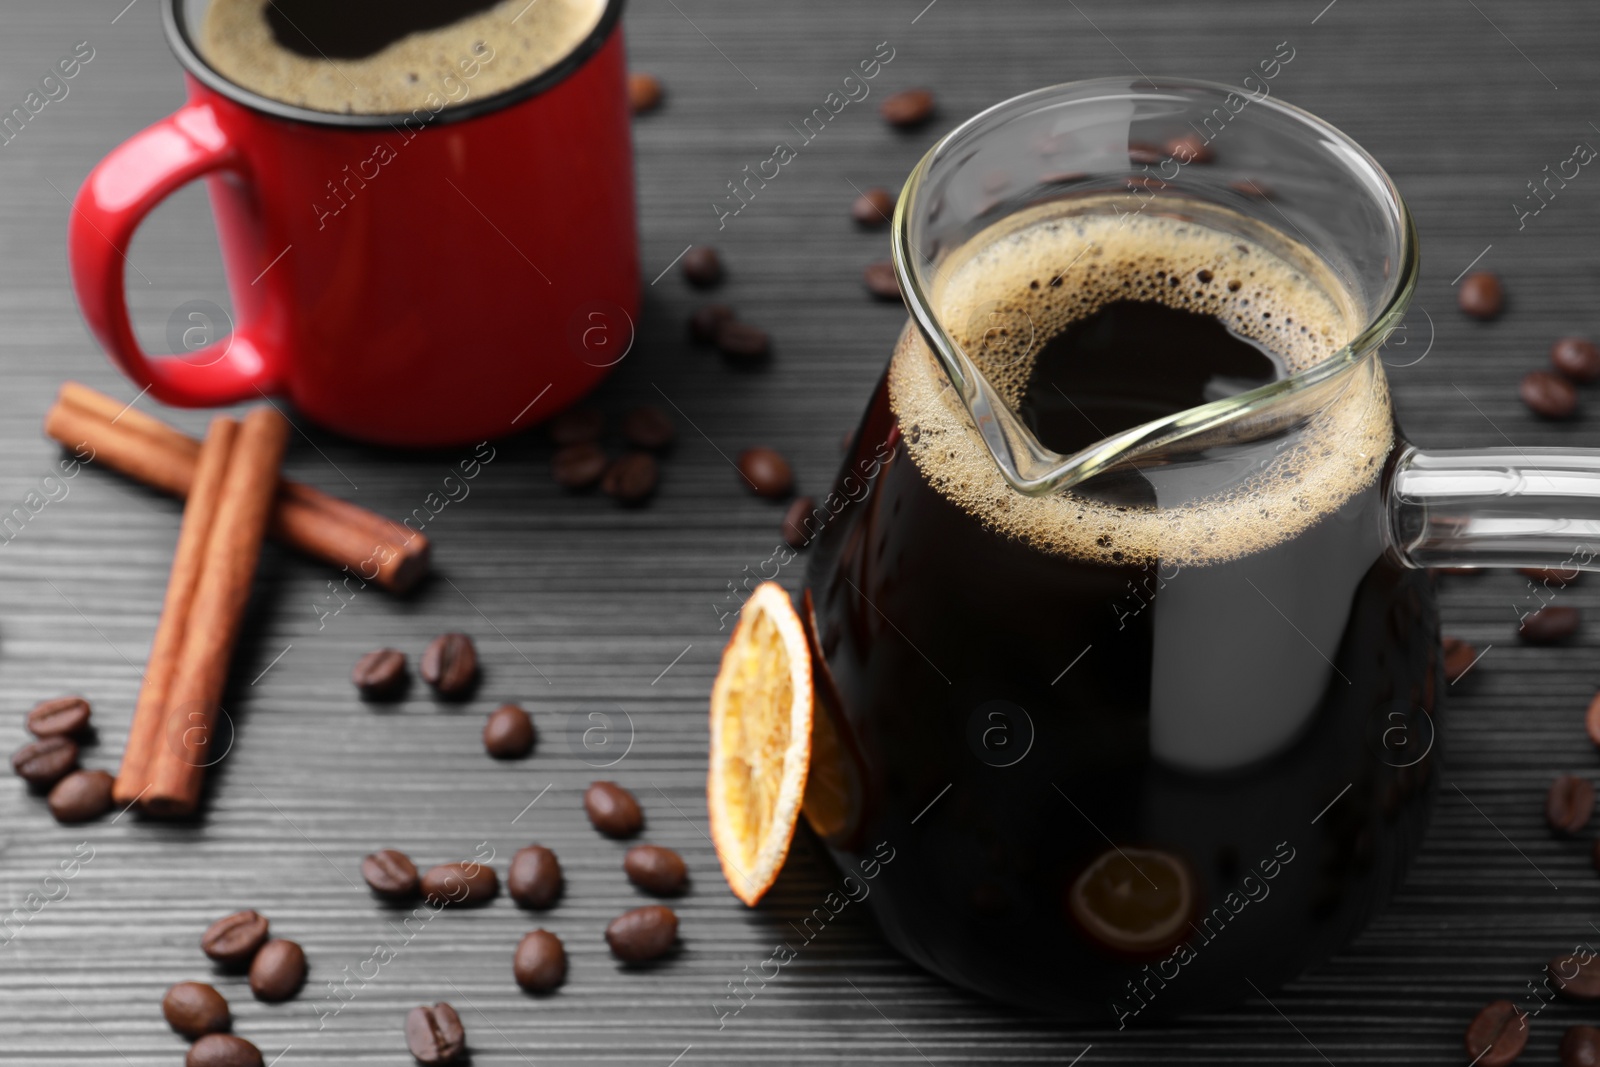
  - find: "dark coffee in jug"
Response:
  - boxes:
[803,203,1437,1021]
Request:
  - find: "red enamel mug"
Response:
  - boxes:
[69,0,637,447]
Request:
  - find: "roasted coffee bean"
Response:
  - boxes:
[1547,774,1595,834]
[1522,566,1580,587]
[187,1033,263,1067]
[47,769,114,824]
[585,780,643,837]
[484,703,536,759]
[1125,142,1164,166]
[508,844,563,908]
[624,845,688,895]
[1464,1000,1528,1067]
[549,409,604,448]
[605,904,679,963]
[852,187,895,227]
[1040,169,1089,185]
[1165,131,1215,164]
[513,929,568,992]
[1441,636,1479,684]
[421,633,478,698]
[1521,370,1578,419]
[406,1002,466,1065]
[714,319,771,361]
[363,849,420,899]
[738,447,794,499]
[1588,691,1600,751]
[351,648,408,701]
[628,71,663,114]
[249,938,306,1002]
[1553,336,1600,383]
[1522,605,1580,644]
[11,735,77,787]
[621,406,675,450]
[689,303,735,343]
[601,452,660,504]
[421,861,499,906]
[1562,1026,1600,1067]
[1032,129,1070,156]
[681,245,723,287]
[549,407,604,446]
[1459,271,1504,320]
[200,910,270,967]
[552,443,608,490]
[880,87,934,128]
[782,495,818,549]
[162,981,231,1038]
[26,696,91,738]
[1551,951,1600,999]
[863,260,902,301]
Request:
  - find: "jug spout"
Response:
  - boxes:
[891,79,1418,498]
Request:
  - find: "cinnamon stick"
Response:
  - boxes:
[44,383,429,593]
[113,416,238,806]
[60,381,199,469]
[144,407,289,817]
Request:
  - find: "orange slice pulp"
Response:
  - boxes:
[1067,846,1195,955]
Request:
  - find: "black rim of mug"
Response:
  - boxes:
[162,0,627,129]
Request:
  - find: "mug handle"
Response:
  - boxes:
[69,101,282,406]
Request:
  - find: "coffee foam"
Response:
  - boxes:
[888,203,1393,567]
[200,0,604,115]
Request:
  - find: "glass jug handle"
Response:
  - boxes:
[1390,445,1600,570]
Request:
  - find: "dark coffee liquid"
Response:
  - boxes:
[264,0,502,59]
[1018,300,1283,455]
[199,0,603,115]
[803,218,1436,1021]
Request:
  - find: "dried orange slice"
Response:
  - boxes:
[1067,846,1194,955]
[708,581,813,906]
[800,589,867,848]
[801,686,856,843]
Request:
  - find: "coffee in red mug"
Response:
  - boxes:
[70,0,636,447]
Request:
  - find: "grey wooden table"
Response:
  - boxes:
[1,0,1598,1063]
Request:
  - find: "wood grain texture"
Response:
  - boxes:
[1,0,1599,1063]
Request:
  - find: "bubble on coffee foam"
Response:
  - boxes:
[200,0,604,115]
[889,206,1393,567]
